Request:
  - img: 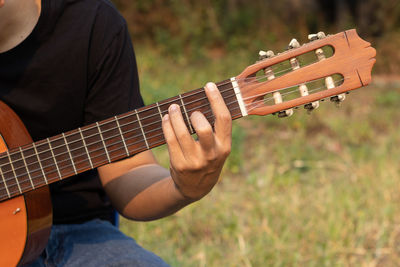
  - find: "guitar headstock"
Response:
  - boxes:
[234,29,376,117]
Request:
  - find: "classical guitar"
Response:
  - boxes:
[0,29,375,266]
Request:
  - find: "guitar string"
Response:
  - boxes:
[0,58,321,166]
[0,74,342,176]
[0,77,346,185]
[242,77,346,112]
[0,66,307,166]
[0,78,347,196]
[2,61,300,159]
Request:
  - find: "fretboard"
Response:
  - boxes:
[0,79,242,202]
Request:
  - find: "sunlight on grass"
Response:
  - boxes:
[120,47,400,266]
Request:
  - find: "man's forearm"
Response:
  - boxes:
[103,164,193,221]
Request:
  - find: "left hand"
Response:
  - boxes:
[162,82,232,201]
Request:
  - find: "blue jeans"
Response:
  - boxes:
[27,219,170,267]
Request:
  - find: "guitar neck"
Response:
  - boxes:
[0,79,243,201]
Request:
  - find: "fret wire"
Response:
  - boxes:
[135,109,149,149]
[179,94,194,134]
[32,142,49,184]
[156,102,163,121]
[115,116,129,157]
[19,147,34,189]
[0,165,10,198]
[47,138,62,179]
[7,150,22,194]
[79,128,94,169]
[96,122,111,163]
[62,133,77,175]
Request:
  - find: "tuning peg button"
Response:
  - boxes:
[288,38,300,49]
[266,50,274,58]
[304,101,320,111]
[308,31,326,41]
[308,34,318,41]
[278,109,294,118]
[330,94,346,103]
[258,50,268,60]
[258,50,275,61]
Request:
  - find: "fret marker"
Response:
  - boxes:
[79,128,94,169]
[7,150,22,194]
[179,94,194,134]
[47,138,62,179]
[115,116,129,157]
[96,122,111,163]
[62,133,78,175]
[135,110,150,149]
[32,142,49,184]
[230,77,248,116]
[13,208,21,215]
[0,167,10,198]
[19,147,34,189]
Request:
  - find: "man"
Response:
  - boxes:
[0,0,232,265]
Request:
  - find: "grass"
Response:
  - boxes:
[120,46,400,266]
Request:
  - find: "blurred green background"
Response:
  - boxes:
[112,0,400,266]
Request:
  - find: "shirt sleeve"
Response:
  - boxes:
[84,20,144,125]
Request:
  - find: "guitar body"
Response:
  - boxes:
[0,101,52,266]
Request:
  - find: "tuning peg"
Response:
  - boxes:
[308,31,326,41]
[330,94,346,107]
[258,50,275,62]
[260,49,292,118]
[304,101,320,111]
[258,50,268,60]
[288,38,300,49]
[266,50,274,58]
[317,32,326,39]
[288,40,319,113]
[278,109,294,118]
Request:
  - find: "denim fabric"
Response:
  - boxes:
[26,219,170,267]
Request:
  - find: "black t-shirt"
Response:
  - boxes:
[0,0,144,223]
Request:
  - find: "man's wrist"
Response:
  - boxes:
[169,177,197,204]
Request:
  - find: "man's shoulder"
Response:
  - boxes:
[58,0,126,26]
[46,0,128,46]
[91,0,126,25]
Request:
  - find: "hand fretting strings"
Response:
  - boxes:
[0,77,346,197]
[0,71,346,199]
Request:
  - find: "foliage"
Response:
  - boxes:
[113,0,400,73]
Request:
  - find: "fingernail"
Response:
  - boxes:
[190,111,200,120]
[169,104,179,112]
[163,114,169,121]
[205,82,216,91]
